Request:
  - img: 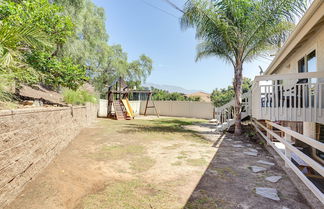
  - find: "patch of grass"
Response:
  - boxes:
[91,144,146,160]
[171,161,182,166]
[201,154,212,158]
[186,158,208,167]
[0,101,19,110]
[211,167,237,179]
[177,155,187,160]
[180,150,191,155]
[185,195,221,209]
[115,118,210,144]
[79,179,177,209]
[63,88,97,105]
[130,156,156,173]
[152,118,206,127]
[163,143,183,150]
[177,151,191,160]
[0,75,14,103]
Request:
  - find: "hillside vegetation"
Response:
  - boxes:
[0,0,152,105]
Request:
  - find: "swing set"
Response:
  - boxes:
[107,77,159,120]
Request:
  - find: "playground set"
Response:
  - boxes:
[107,77,159,120]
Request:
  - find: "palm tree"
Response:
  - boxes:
[0,21,50,93]
[0,22,50,100]
[181,0,309,135]
[0,22,50,69]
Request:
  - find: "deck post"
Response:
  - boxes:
[266,122,271,145]
[251,81,261,119]
[303,122,317,162]
[285,127,292,167]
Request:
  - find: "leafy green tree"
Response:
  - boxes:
[0,0,74,55]
[92,44,153,98]
[26,51,87,90]
[211,87,234,107]
[54,0,154,97]
[152,88,200,101]
[187,96,201,102]
[211,77,251,107]
[54,0,109,70]
[0,21,50,85]
[181,0,308,135]
[0,0,89,92]
[0,0,153,101]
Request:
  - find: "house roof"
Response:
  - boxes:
[186,91,211,102]
[264,0,324,75]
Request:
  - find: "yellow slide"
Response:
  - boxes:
[121,98,135,118]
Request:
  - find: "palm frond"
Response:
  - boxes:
[181,0,310,65]
[0,22,51,68]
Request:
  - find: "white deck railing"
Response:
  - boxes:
[252,119,324,204]
[213,72,324,203]
[252,71,324,123]
[215,91,251,124]
[215,71,324,124]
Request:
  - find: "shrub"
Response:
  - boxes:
[27,51,88,90]
[63,88,97,105]
[0,75,14,102]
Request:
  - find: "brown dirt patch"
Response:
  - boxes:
[5,118,216,209]
[5,119,311,209]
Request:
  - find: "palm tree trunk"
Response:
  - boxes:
[233,62,243,136]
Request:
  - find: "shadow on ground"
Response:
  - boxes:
[182,125,311,209]
[116,118,214,143]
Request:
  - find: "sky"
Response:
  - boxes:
[92,0,273,93]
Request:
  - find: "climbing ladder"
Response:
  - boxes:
[113,100,130,120]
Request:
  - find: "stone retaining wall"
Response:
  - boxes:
[0,103,97,208]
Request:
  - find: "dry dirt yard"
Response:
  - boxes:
[5,118,310,209]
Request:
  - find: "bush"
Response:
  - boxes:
[26,51,88,90]
[63,89,97,105]
[0,75,14,102]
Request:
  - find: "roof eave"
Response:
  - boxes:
[264,0,324,75]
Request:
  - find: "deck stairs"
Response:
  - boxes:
[216,112,249,132]
[215,92,251,132]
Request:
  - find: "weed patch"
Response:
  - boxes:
[186,158,208,167]
[171,161,182,166]
[91,144,146,160]
[79,179,177,209]
[163,143,183,150]
[130,156,156,173]
[185,194,220,209]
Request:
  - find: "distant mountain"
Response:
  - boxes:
[143,82,205,94]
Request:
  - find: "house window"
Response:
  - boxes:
[298,50,316,73]
[297,51,317,108]
[298,57,307,84]
[298,57,306,73]
[307,50,316,73]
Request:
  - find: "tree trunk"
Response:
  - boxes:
[52,43,62,57]
[233,62,243,136]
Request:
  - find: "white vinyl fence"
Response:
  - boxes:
[98,99,214,119]
[139,101,214,119]
[98,100,141,117]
